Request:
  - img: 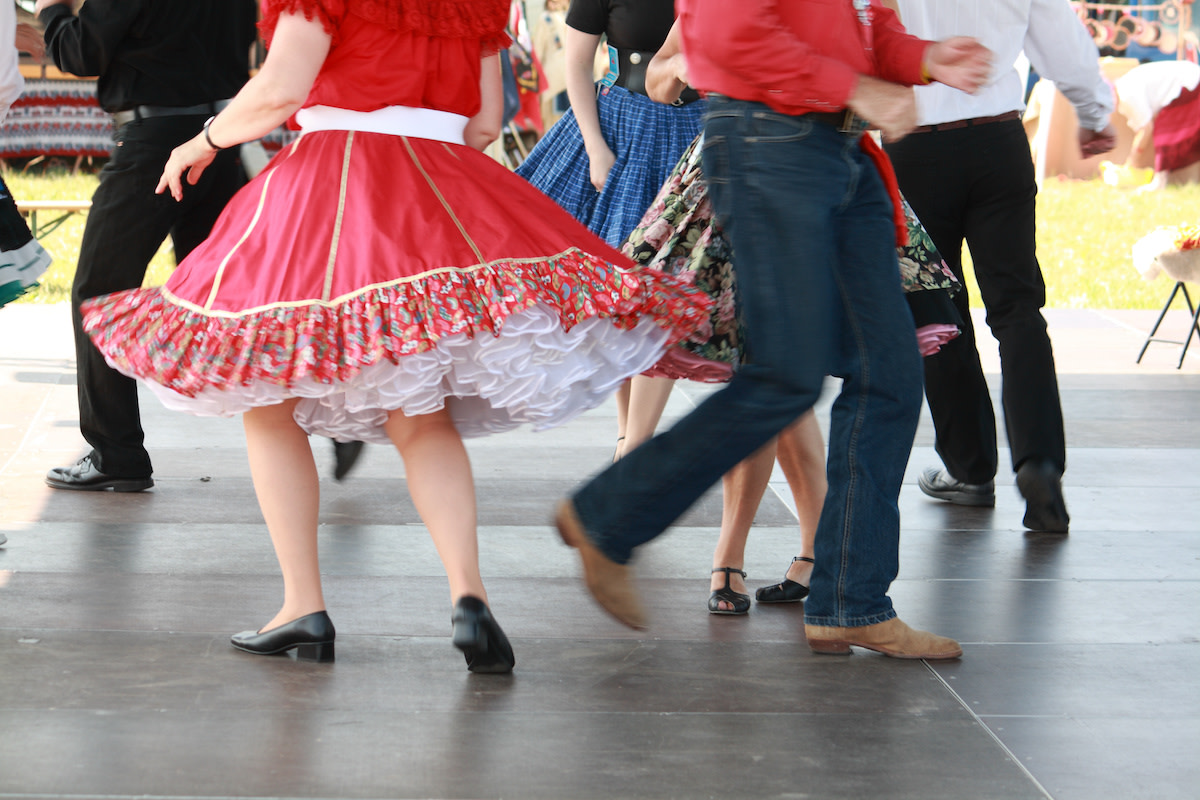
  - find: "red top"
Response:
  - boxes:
[260,0,511,117]
[677,0,929,115]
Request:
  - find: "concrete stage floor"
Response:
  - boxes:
[1,303,1198,800]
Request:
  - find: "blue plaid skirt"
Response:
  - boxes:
[516,85,704,248]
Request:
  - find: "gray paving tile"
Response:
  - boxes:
[3,304,1199,799]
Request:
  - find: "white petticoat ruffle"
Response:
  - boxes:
[0,237,53,289]
[139,304,671,442]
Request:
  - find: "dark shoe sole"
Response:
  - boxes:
[45,476,154,492]
[231,640,335,662]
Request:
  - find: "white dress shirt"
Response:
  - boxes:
[895,0,1113,131]
[0,4,22,124]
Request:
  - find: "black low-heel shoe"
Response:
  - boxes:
[755,556,814,604]
[231,610,336,662]
[451,596,515,674]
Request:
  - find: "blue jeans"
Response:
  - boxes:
[571,97,923,627]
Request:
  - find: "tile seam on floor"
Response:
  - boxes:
[925,662,1055,800]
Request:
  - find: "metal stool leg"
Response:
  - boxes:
[1137,281,1184,363]
[1177,285,1200,369]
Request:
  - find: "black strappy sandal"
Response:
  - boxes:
[708,567,750,615]
[754,556,814,603]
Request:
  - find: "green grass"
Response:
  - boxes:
[5,167,175,304]
[949,177,1200,310]
[7,165,1200,309]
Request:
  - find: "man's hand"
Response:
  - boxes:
[847,75,917,142]
[1079,123,1117,158]
[924,37,992,94]
[15,23,45,61]
[34,0,72,15]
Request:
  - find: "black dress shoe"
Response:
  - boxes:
[451,596,515,674]
[917,467,994,507]
[1017,459,1070,533]
[231,610,336,662]
[332,440,365,481]
[46,452,153,492]
[755,556,813,603]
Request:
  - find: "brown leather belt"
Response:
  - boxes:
[910,110,1022,134]
[804,109,871,135]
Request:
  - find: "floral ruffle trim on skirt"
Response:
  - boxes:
[81,248,712,442]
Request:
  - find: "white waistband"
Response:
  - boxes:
[295,105,468,145]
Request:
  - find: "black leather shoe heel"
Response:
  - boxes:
[231,610,336,662]
[332,440,365,481]
[452,596,515,674]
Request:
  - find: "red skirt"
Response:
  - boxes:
[82,128,711,442]
[1153,84,1200,173]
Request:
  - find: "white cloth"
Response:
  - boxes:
[1115,61,1200,132]
[895,0,1113,131]
[0,4,23,123]
[295,105,468,145]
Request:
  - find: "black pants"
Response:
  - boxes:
[885,119,1065,483]
[71,115,245,476]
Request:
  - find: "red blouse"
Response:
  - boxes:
[260,0,511,118]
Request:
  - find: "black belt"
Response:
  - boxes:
[111,99,233,129]
[910,110,1022,133]
[612,48,702,106]
[804,109,871,135]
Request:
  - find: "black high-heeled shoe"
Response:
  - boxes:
[451,596,515,674]
[231,610,336,662]
[755,556,813,604]
[708,567,750,615]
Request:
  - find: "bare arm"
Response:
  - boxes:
[465,52,503,151]
[563,26,613,191]
[646,20,688,105]
[157,12,331,200]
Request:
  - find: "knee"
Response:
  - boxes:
[384,407,455,451]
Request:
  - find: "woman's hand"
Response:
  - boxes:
[924,37,992,94]
[156,135,218,202]
[587,144,616,191]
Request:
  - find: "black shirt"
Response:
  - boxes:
[40,0,259,113]
[565,0,676,53]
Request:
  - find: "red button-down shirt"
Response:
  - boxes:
[678,0,930,115]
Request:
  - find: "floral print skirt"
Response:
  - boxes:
[622,134,962,382]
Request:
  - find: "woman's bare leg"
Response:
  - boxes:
[775,410,826,585]
[243,399,325,632]
[615,374,675,459]
[709,437,778,610]
[383,407,486,604]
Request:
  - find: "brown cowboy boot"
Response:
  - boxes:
[805,617,962,660]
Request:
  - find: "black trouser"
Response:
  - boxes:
[70,114,245,476]
[885,119,1065,483]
